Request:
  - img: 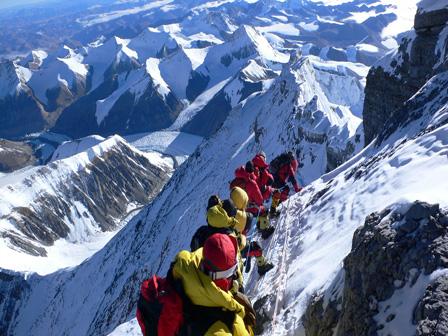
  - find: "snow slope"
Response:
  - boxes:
[4,54,364,335]
[50,135,105,161]
[125,131,203,166]
[249,122,448,335]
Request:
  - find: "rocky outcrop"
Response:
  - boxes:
[0,139,36,172]
[415,274,448,336]
[305,201,448,336]
[363,6,448,145]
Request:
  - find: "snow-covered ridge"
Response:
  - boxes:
[0,135,171,274]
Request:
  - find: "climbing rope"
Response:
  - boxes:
[271,196,299,332]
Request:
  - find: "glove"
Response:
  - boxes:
[234,292,256,327]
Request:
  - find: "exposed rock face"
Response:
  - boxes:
[415,275,448,336]
[363,7,448,145]
[0,139,36,172]
[0,60,45,138]
[304,201,448,336]
[0,137,171,256]
[0,270,29,336]
[53,75,183,139]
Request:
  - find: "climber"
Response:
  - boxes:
[137,233,256,336]
[269,151,301,217]
[230,186,274,276]
[173,233,256,335]
[230,161,274,239]
[190,195,237,251]
[251,152,274,202]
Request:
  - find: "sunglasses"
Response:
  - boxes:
[201,259,238,280]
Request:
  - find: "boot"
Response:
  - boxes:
[256,256,274,276]
[270,197,281,217]
[261,226,275,239]
[258,215,275,239]
[270,206,281,218]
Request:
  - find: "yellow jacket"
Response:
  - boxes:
[172,249,251,336]
[207,204,239,229]
[230,187,249,234]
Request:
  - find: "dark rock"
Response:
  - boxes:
[0,139,36,172]
[253,294,274,335]
[0,270,30,336]
[415,275,448,336]
[363,7,448,146]
[304,201,448,335]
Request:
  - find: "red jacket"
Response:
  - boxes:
[252,154,273,200]
[234,166,264,207]
[277,159,300,192]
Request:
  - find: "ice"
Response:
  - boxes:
[249,122,448,334]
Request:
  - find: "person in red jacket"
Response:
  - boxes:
[251,152,274,202]
[230,161,275,239]
[270,151,302,217]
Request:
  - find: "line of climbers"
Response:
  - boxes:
[136,151,302,336]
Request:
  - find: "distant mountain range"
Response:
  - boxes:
[0,0,418,139]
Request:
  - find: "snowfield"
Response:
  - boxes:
[125,131,203,166]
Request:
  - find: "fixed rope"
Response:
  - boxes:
[271,196,299,332]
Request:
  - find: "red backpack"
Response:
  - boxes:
[136,275,185,336]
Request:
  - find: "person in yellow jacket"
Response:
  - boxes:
[229,187,274,276]
[206,199,245,291]
[172,233,256,335]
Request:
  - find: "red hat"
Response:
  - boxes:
[203,233,237,272]
[203,234,238,291]
[252,154,268,168]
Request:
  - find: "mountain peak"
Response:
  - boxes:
[0,60,21,98]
